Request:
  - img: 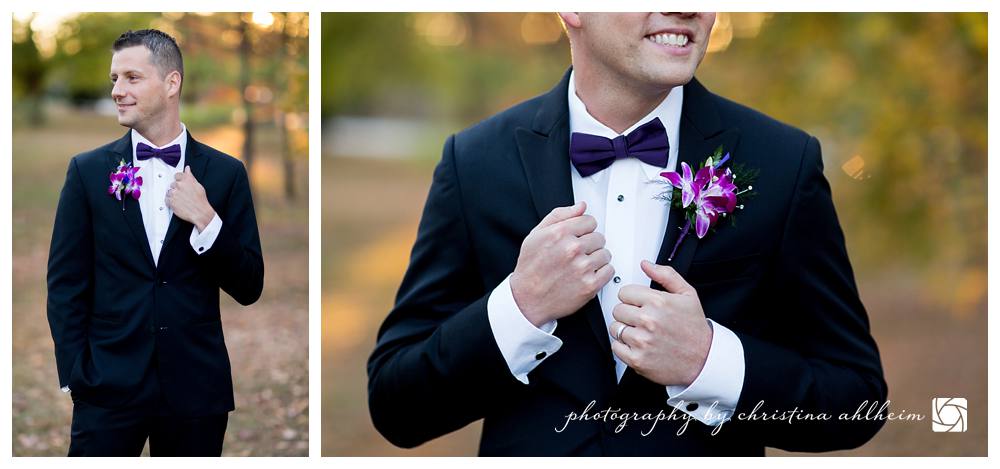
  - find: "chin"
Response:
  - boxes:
[642,69,696,90]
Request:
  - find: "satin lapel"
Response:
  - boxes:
[159,132,211,265]
[514,68,615,361]
[651,79,742,285]
[107,131,156,269]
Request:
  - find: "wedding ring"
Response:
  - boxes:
[614,323,629,344]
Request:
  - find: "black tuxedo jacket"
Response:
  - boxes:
[47,130,264,417]
[368,70,887,455]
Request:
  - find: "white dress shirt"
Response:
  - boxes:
[130,124,222,265]
[486,72,745,425]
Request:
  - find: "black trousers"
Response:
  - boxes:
[68,396,229,457]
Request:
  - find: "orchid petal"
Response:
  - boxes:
[681,162,693,182]
[695,210,711,238]
[661,171,682,187]
[694,165,714,189]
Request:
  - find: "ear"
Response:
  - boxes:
[165,70,182,99]
[557,13,581,29]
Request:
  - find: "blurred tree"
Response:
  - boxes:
[322,12,570,121]
[12,15,48,126]
[322,12,986,285]
[13,12,309,204]
[697,12,987,278]
[49,13,159,104]
[238,14,257,185]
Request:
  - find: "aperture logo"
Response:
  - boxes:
[931,398,967,432]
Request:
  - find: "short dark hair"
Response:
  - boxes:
[112,29,184,88]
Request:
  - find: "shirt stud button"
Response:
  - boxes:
[686,402,699,412]
[617,194,624,202]
[613,276,621,284]
[198,247,204,252]
[535,351,547,360]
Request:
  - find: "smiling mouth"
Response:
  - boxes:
[644,32,691,47]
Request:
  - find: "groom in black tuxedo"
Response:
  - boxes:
[368,13,887,455]
[46,29,263,456]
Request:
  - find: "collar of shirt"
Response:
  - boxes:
[567,70,683,181]
[130,123,188,169]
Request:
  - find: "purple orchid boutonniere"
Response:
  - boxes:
[108,159,142,210]
[658,146,758,261]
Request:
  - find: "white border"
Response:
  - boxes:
[2,1,996,468]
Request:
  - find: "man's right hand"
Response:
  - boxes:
[510,201,613,328]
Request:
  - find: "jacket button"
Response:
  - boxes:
[686,402,699,412]
[535,351,547,360]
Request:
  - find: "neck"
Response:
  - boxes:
[135,115,182,147]
[572,64,670,135]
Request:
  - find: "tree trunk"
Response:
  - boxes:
[239,15,255,198]
[276,13,295,201]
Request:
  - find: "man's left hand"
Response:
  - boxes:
[609,260,713,387]
[166,166,216,232]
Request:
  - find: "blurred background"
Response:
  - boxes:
[320,12,987,456]
[12,12,309,456]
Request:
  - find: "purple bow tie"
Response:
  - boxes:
[569,117,670,177]
[135,142,181,167]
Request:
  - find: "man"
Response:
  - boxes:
[47,29,264,456]
[368,13,887,456]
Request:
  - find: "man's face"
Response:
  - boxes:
[574,13,717,91]
[109,45,171,130]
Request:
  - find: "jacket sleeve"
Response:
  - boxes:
[46,157,94,388]
[367,134,525,448]
[729,135,888,451]
[197,162,264,306]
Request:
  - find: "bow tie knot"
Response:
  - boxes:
[569,117,670,177]
[136,142,181,167]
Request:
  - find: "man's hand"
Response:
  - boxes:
[609,260,713,387]
[510,201,614,328]
[166,166,216,232]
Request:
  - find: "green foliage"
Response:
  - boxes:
[322,13,570,120]
[697,13,987,271]
[46,13,160,103]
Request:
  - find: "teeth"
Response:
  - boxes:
[648,33,689,47]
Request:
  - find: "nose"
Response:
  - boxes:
[111,78,125,100]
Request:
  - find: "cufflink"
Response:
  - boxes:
[686,402,699,412]
[535,351,547,360]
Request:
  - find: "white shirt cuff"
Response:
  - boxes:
[189,213,222,255]
[665,318,745,425]
[486,275,563,384]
